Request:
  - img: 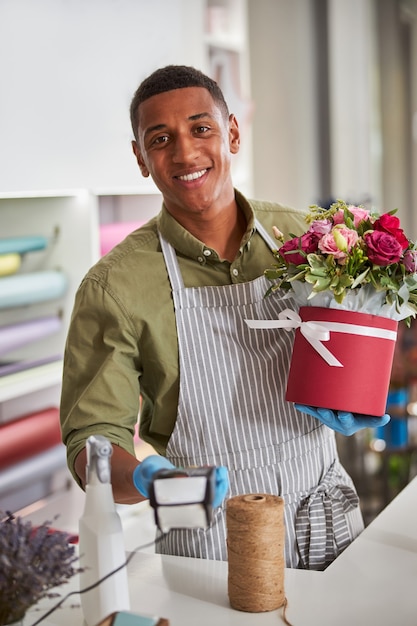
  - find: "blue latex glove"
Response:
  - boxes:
[212,465,229,508]
[295,404,391,436]
[133,455,229,508]
[133,455,175,497]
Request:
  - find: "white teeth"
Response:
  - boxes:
[178,169,206,182]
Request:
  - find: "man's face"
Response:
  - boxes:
[132,87,240,222]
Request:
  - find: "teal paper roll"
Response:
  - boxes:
[0,235,48,255]
[0,270,68,309]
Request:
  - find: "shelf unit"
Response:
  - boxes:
[0,191,98,509]
[0,191,100,420]
[0,189,164,511]
[0,188,165,421]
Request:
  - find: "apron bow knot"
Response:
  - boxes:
[295,463,359,570]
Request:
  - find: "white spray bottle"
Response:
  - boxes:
[79,435,130,625]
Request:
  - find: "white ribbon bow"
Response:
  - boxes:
[245,308,397,368]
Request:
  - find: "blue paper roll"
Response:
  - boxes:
[0,235,48,255]
[0,270,68,309]
[0,315,62,356]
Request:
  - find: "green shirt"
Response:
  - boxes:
[60,190,307,485]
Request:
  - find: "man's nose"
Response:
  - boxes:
[172,134,199,162]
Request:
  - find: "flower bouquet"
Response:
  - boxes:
[0,511,81,625]
[262,200,417,416]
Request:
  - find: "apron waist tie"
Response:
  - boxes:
[295,462,359,571]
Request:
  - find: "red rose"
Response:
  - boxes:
[364,230,403,266]
[279,232,319,266]
[374,213,409,250]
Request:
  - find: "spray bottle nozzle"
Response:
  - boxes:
[86,435,113,484]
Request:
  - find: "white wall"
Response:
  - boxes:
[412,2,417,239]
[247,0,380,211]
[247,0,321,210]
[248,0,417,236]
[2,0,416,235]
[377,0,417,237]
[0,0,206,194]
[327,0,380,206]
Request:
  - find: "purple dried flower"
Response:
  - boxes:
[0,511,81,625]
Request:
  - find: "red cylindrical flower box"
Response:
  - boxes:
[285,306,398,416]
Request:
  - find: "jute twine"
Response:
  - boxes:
[226,494,286,615]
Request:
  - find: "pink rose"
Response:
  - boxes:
[374,213,409,251]
[364,231,403,266]
[403,249,417,273]
[318,227,359,261]
[279,232,319,266]
[333,205,370,228]
[308,219,332,236]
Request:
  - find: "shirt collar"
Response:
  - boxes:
[156,189,256,262]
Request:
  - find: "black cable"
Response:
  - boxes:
[29,533,167,626]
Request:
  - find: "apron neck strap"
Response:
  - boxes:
[254,218,277,251]
[159,231,185,291]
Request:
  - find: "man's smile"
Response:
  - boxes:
[176,169,208,182]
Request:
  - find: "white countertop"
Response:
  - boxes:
[24,476,417,626]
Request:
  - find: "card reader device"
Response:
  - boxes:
[148,466,216,533]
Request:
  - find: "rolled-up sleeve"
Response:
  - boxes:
[60,276,141,486]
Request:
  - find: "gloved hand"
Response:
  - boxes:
[212,465,229,508]
[133,455,229,508]
[133,455,176,497]
[295,404,391,436]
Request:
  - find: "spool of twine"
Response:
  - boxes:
[226,494,285,613]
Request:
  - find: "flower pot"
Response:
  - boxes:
[285,306,398,416]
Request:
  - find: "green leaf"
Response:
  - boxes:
[351,268,370,289]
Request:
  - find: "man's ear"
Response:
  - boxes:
[131,140,150,177]
[228,114,240,155]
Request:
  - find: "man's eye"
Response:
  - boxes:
[195,125,210,134]
[153,135,169,145]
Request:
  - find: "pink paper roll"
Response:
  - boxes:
[100,221,144,256]
[0,315,62,357]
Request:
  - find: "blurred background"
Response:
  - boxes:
[1,0,417,530]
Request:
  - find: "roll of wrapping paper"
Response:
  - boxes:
[0,407,61,469]
[0,354,61,377]
[0,235,48,255]
[226,494,285,613]
[0,270,68,309]
[100,221,145,256]
[0,315,62,357]
[0,253,21,277]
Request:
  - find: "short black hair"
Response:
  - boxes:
[129,65,229,141]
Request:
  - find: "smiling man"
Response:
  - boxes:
[60,65,388,570]
[131,75,243,262]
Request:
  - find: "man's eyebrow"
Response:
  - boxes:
[143,112,215,138]
[143,123,167,139]
[189,112,213,121]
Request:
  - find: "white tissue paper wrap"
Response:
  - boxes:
[286,280,417,322]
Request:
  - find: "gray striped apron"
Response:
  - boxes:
[157,222,364,570]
